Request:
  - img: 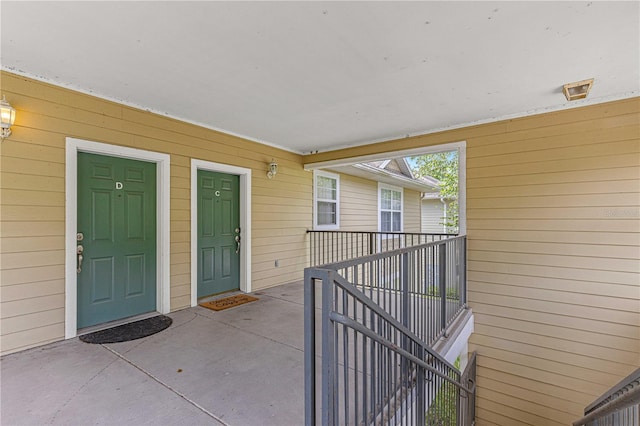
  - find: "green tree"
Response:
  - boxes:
[411,151,459,232]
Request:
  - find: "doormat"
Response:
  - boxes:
[79,315,173,344]
[199,294,258,311]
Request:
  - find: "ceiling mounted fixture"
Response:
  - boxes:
[563,78,594,101]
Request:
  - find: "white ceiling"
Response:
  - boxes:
[1,1,638,154]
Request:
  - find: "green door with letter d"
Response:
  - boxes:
[77,152,157,328]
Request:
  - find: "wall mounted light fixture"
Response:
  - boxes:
[267,160,278,179]
[563,78,594,101]
[0,95,16,141]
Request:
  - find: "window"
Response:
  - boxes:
[314,170,339,229]
[378,183,403,232]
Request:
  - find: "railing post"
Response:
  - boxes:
[401,252,410,385]
[369,232,374,255]
[416,345,426,425]
[439,243,447,337]
[304,269,316,426]
[321,269,336,426]
[460,237,467,307]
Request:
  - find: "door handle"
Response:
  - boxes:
[235,235,241,255]
[77,245,84,273]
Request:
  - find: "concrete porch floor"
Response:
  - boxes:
[1,281,313,426]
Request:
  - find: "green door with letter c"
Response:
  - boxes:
[197,169,240,297]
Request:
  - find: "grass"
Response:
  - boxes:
[425,358,460,425]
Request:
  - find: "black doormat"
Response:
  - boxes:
[80,315,173,344]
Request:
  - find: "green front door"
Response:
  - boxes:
[198,170,240,297]
[77,152,157,329]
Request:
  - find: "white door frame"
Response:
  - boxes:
[65,138,171,339]
[191,159,252,306]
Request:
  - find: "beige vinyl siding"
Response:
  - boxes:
[338,174,377,230]
[337,174,422,233]
[422,198,446,233]
[403,189,421,232]
[305,97,640,425]
[0,71,310,354]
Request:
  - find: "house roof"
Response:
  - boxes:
[328,158,440,193]
[1,2,638,154]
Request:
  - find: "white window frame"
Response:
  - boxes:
[313,170,340,230]
[378,183,403,233]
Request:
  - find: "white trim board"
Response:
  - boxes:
[64,138,171,339]
[190,159,252,307]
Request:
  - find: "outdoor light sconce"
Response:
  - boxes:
[0,95,16,141]
[563,78,594,101]
[267,160,278,179]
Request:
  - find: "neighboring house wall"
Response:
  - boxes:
[421,198,446,233]
[328,173,422,233]
[0,72,311,354]
[338,174,377,230]
[305,98,640,425]
[403,189,421,233]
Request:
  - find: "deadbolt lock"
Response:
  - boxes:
[77,232,84,242]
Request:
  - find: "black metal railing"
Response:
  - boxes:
[304,236,474,425]
[574,367,640,426]
[307,230,457,267]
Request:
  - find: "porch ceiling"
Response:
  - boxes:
[1,1,638,154]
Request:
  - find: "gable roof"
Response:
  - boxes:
[327,157,439,193]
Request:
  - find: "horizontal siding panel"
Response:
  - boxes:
[0,135,65,162]
[470,303,639,339]
[468,139,639,169]
[470,229,640,246]
[477,366,594,405]
[469,270,639,299]
[0,221,64,238]
[468,260,638,285]
[469,239,640,260]
[468,165,640,188]
[476,355,602,399]
[468,123,638,159]
[1,236,65,254]
[1,173,64,193]
[468,291,637,325]
[474,312,639,351]
[468,250,639,273]
[470,192,639,209]
[1,265,65,286]
[467,218,636,233]
[0,324,64,356]
[474,323,638,365]
[2,250,65,270]
[467,152,640,179]
[170,295,190,311]
[473,342,621,388]
[467,206,640,220]
[1,308,65,335]
[1,294,65,319]
[471,281,639,312]
[1,189,65,207]
[0,280,65,302]
[476,391,569,426]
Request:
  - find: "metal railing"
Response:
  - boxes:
[574,367,640,426]
[307,230,457,267]
[304,236,475,425]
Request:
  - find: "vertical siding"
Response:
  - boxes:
[0,72,310,354]
[305,98,640,425]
